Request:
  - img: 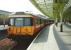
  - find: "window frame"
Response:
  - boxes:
[9,17,33,26]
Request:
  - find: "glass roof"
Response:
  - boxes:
[31,0,53,18]
[31,0,70,19]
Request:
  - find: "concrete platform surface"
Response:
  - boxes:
[27,24,59,50]
[55,23,71,50]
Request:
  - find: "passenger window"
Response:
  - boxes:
[35,19,41,25]
[37,19,41,25]
[24,18,32,26]
[41,19,44,24]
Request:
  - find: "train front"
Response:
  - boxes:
[7,14,34,37]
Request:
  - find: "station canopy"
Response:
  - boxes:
[31,0,53,18]
[33,14,49,20]
[31,0,70,19]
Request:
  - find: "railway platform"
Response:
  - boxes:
[55,23,71,50]
[27,24,59,50]
[27,23,71,50]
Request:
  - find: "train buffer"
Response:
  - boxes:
[27,24,59,50]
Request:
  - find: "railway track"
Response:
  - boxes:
[0,29,37,50]
[0,30,16,50]
[9,36,35,50]
[11,41,31,50]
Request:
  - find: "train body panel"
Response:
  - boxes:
[7,25,44,36]
[8,26,36,36]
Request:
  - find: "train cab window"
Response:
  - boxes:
[15,18,23,26]
[14,18,32,26]
[10,18,14,25]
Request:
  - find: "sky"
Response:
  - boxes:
[0,0,43,15]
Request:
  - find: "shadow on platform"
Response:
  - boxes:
[34,26,49,43]
[53,26,69,50]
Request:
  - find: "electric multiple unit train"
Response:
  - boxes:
[7,13,49,37]
[6,12,54,40]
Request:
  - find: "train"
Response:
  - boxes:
[7,12,49,38]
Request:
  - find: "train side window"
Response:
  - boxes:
[35,19,40,25]
[40,19,42,24]
[37,19,41,25]
[41,19,44,24]
[24,18,32,26]
[35,19,37,25]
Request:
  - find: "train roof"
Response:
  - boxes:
[9,14,33,18]
[9,12,49,20]
[9,12,33,17]
[32,14,49,20]
[9,14,49,20]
